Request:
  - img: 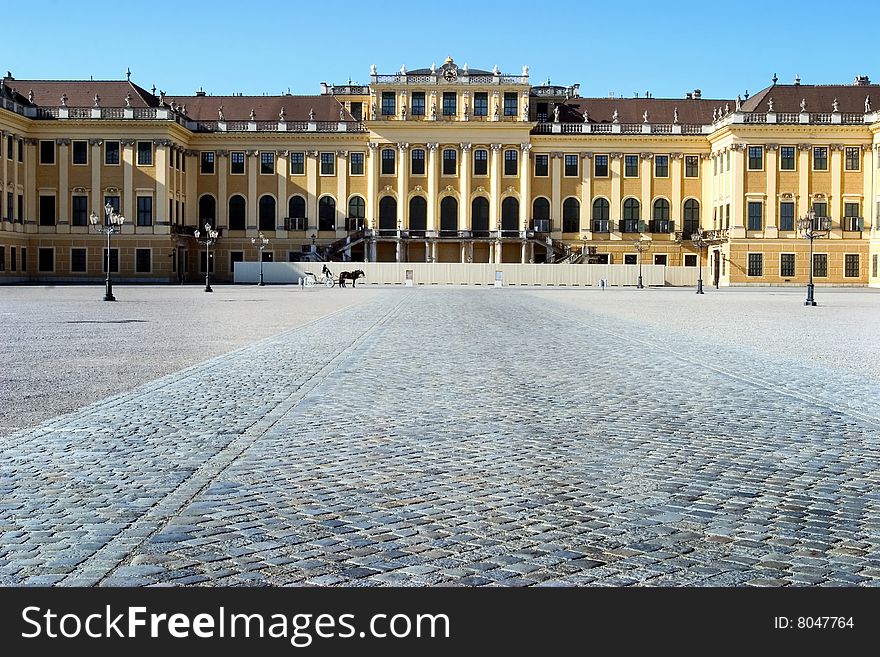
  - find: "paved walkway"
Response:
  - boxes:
[1,289,878,586]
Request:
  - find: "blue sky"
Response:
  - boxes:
[6,0,878,99]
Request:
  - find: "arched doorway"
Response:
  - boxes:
[440,197,457,234]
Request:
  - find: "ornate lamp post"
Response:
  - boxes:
[632,237,652,289]
[797,209,831,307]
[691,228,708,295]
[89,202,125,301]
[193,221,219,293]
[251,232,269,286]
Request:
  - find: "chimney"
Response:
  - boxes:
[853,75,871,86]
[195,87,206,96]
[693,89,701,99]
[686,92,693,100]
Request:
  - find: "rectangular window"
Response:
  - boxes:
[411,92,425,116]
[290,152,304,175]
[654,155,668,178]
[779,202,795,231]
[747,146,763,170]
[624,254,637,265]
[813,253,828,277]
[105,140,120,165]
[40,140,55,165]
[503,92,517,116]
[135,248,151,273]
[38,248,54,272]
[5,135,11,159]
[349,102,362,121]
[72,140,88,165]
[136,196,153,226]
[812,201,827,218]
[381,91,396,116]
[844,254,860,278]
[844,202,859,217]
[535,154,549,177]
[654,254,668,266]
[594,155,609,177]
[137,141,153,166]
[39,195,56,226]
[200,250,214,273]
[6,192,12,221]
[564,155,578,177]
[231,151,245,174]
[624,155,638,177]
[504,150,517,176]
[442,92,456,116]
[813,147,827,171]
[200,151,215,174]
[873,253,878,278]
[747,253,763,277]
[350,152,364,175]
[71,195,88,226]
[747,202,762,231]
[411,149,425,175]
[320,152,335,176]
[381,149,395,175]
[684,254,697,267]
[18,194,23,221]
[780,253,795,277]
[260,152,275,174]
[18,139,23,162]
[104,195,121,215]
[780,146,796,170]
[0,246,4,271]
[845,147,860,171]
[103,248,118,273]
[12,246,17,271]
[442,149,457,175]
[474,92,488,117]
[685,155,699,178]
[474,149,488,176]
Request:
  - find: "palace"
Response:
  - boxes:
[1,59,878,286]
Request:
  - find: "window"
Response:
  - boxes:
[350,152,364,175]
[812,201,827,218]
[844,254,860,278]
[135,249,151,273]
[6,192,11,221]
[503,92,517,116]
[813,253,828,277]
[622,198,640,232]
[747,253,763,277]
[136,196,153,226]
[442,92,456,116]
[412,92,425,116]
[39,195,56,226]
[381,91,396,116]
[779,202,795,231]
[199,250,214,273]
[200,151,215,174]
[18,139,23,162]
[231,252,244,271]
[471,197,489,233]
[594,155,609,177]
[287,196,305,228]
[38,248,54,272]
[474,149,488,176]
[105,141,120,165]
[747,201,763,231]
[290,152,304,175]
[684,254,697,267]
[474,92,488,117]
[5,135,11,159]
[40,140,55,165]
[813,147,827,170]
[198,195,216,224]
[873,254,879,278]
[103,248,119,273]
[535,154,549,177]
[652,199,670,233]
[654,155,668,178]
[103,196,120,217]
[685,155,699,178]
[780,253,795,277]
[381,148,395,175]
[844,202,859,218]
[18,194,23,221]
[504,149,517,175]
[11,246,17,271]
[624,254,637,265]
[564,155,578,177]
[592,198,610,232]
[683,199,700,235]
[411,149,425,175]
[0,247,4,271]
[320,152,335,176]
[318,196,336,231]
[442,148,457,175]
[562,198,579,233]
[231,151,245,174]
[72,141,88,165]
[624,155,638,177]
[845,147,860,171]
[654,254,667,266]
[137,141,152,166]
[72,195,88,226]
[348,196,365,230]
[258,195,276,231]
[349,102,362,121]
[260,152,275,174]
[780,146,796,170]
[748,146,763,170]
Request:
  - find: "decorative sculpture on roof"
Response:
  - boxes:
[250,108,256,121]
[93,94,100,107]
[724,103,729,115]
[60,93,67,107]
[218,105,224,121]
[370,64,377,76]
[800,98,807,112]
[522,65,529,76]
[553,104,560,123]
[582,109,589,123]
[279,106,286,121]
[308,107,315,121]
[370,102,376,120]
[713,107,718,121]
[866,96,872,113]
[492,64,500,75]
[430,62,436,73]
[27,89,33,104]
[400,64,407,75]
[125,92,132,108]
[339,107,345,121]
[612,108,619,124]
[832,98,839,112]
[643,109,649,123]
[158,90,165,104]
[735,95,742,112]
[767,97,774,112]
[673,107,679,124]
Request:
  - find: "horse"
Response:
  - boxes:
[338,269,365,288]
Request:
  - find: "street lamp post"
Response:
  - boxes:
[691,228,708,295]
[797,209,831,307]
[632,237,652,289]
[89,202,125,302]
[252,232,269,285]
[193,221,219,293]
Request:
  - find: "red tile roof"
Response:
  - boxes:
[1,77,158,108]
[742,83,879,114]
[558,97,730,125]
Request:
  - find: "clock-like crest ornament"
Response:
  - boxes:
[443,67,457,82]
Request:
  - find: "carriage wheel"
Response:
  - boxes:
[324,278,335,288]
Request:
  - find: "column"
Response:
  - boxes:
[90,140,101,217]
[247,150,258,229]
[797,143,810,219]
[551,151,562,233]
[122,140,134,223]
[366,142,378,230]
[57,140,69,224]
[11,135,18,222]
[730,145,745,238]
[306,150,318,231]
[276,150,287,231]
[580,152,592,234]
[489,144,502,231]
[25,139,36,223]
[185,151,197,225]
[427,143,438,232]
[765,144,778,237]
[701,153,712,229]
[0,132,6,221]
[397,143,408,229]
[459,143,471,231]
[155,140,168,224]
[830,144,843,237]
[863,146,874,230]
[335,150,347,235]
[640,153,652,232]
[670,152,682,232]
[217,150,228,228]
[610,153,622,238]
[519,143,531,232]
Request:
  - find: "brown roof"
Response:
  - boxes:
[175,94,352,122]
[559,97,730,125]
[742,83,879,114]
[1,77,158,108]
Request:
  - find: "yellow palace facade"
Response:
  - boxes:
[1,59,879,286]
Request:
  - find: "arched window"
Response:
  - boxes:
[440,197,458,233]
[562,198,580,233]
[258,195,276,231]
[532,197,549,232]
[347,196,365,231]
[501,197,519,233]
[409,196,427,232]
[592,198,609,232]
[378,196,396,231]
[288,195,306,230]
[228,194,246,231]
[198,195,216,224]
[471,197,489,234]
[683,199,700,235]
[652,198,670,233]
[318,196,336,231]
[623,198,640,232]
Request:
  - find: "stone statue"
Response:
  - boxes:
[250,108,256,121]
[339,107,344,121]
[125,92,132,108]
[181,104,186,115]
[673,107,679,124]
[370,102,377,120]
[401,103,407,119]
[713,107,718,121]
[432,102,437,118]
[582,109,589,123]
[866,96,872,113]
[523,101,529,120]
[643,109,649,123]
[218,105,224,121]
[522,65,529,76]
[494,102,499,118]
[60,93,67,107]
[800,98,807,112]
[463,102,468,118]
[430,62,436,73]
[553,105,560,123]
[27,89,33,103]
[767,97,774,112]
[724,103,729,115]
[279,107,286,121]
[370,64,377,75]
[93,94,100,107]
[158,90,165,104]
[492,64,500,75]
[735,95,742,111]
[612,108,619,123]
[832,98,839,112]
[308,107,315,121]
[400,64,407,75]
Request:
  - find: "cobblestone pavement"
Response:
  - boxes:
[1,288,878,586]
